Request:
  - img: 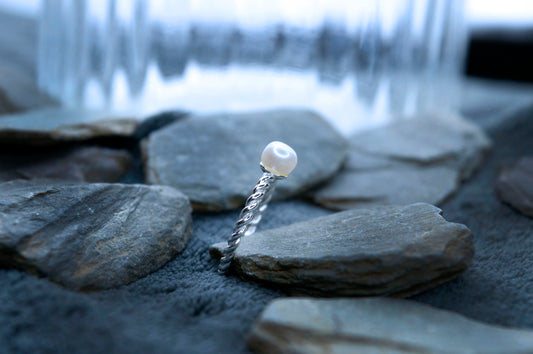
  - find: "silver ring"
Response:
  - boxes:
[218,141,297,274]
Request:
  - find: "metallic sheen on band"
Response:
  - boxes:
[218,141,297,274]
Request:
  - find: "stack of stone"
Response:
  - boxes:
[2,93,532,352]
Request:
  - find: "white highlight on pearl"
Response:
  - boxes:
[261,141,298,177]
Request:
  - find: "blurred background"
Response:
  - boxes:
[0,0,532,133]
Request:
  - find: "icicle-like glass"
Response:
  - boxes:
[38,0,467,133]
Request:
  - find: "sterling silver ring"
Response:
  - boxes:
[218,141,298,274]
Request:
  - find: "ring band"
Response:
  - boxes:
[218,141,297,274]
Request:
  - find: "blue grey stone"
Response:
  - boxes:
[311,114,491,210]
[211,203,473,297]
[143,109,348,211]
[250,297,533,354]
[0,108,138,145]
[0,180,192,290]
[0,147,133,183]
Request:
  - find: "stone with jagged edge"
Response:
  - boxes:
[210,203,473,297]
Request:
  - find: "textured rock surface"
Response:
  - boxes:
[311,114,491,210]
[134,110,189,140]
[143,109,347,211]
[313,165,459,209]
[0,10,532,352]
[0,180,192,289]
[0,146,133,183]
[211,203,473,297]
[496,157,533,218]
[0,108,138,145]
[250,297,533,354]
[0,80,530,354]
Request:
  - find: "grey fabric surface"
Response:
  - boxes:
[0,201,329,354]
[411,101,533,327]
[0,102,532,353]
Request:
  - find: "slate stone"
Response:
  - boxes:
[0,75,531,354]
[0,180,192,290]
[349,114,489,165]
[313,166,459,210]
[143,109,348,211]
[0,146,133,183]
[0,108,138,145]
[310,114,491,210]
[210,203,473,297]
[134,110,189,140]
[496,156,533,217]
[249,297,533,354]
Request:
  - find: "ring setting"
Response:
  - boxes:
[218,141,297,274]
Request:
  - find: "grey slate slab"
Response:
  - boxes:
[211,203,473,297]
[143,109,348,211]
[0,181,192,290]
[250,297,533,354]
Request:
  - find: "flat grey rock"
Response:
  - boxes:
[134,110,189,140]
[350,114,490,164]
[314,166,458,210]
[0,108,138,145]
[210,203,473,297]
[0,180,192,290]
[0,146,133,183]
[496,156,533,218]
[311,114,491,210]
[249,297,533,354]
[143,109,347,211]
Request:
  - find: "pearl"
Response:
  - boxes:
[261,141,298,177]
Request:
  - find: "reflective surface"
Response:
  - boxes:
[38,0,467,132]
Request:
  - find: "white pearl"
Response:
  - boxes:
[261,141,298,177]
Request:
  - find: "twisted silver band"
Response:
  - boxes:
[218,164,285,274]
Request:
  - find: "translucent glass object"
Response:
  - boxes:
[38,0,467,133]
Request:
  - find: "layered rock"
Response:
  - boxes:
[143,109,347,211]
[0,180,192,289]
[211,203,473,297]
[310,114,491,209]
[250,297,533,354]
